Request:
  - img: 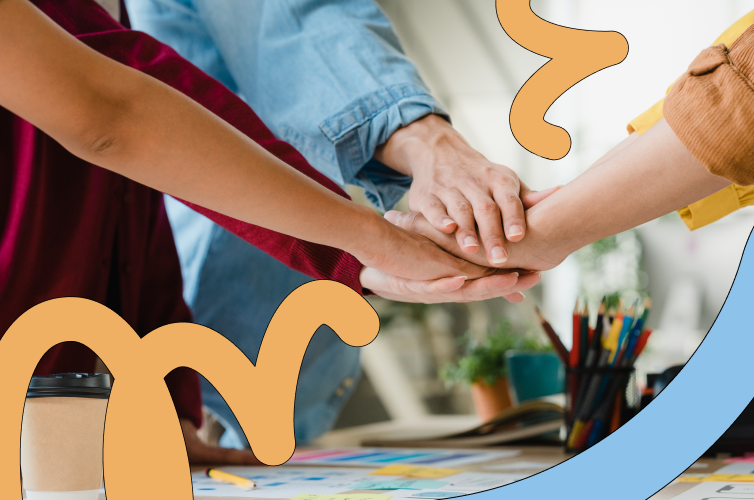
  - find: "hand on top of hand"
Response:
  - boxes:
[382,209,565,275]
[375,114,560,267]
[359,265,541,304]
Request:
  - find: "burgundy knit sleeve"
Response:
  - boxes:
[39,0,366,294]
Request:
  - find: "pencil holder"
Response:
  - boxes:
[564,366,636,453]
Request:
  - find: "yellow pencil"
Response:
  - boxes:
[206,468,257,489]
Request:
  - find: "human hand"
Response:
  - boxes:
[351,207,505,283]
[359,266,541,304]
[181,419,261,466]
[375,114,559,266]
[383,210,564,273]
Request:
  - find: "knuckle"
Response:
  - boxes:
[475,200,500,216]
[452,200,473,215]
[484,234,505,246]
[400,212,421,230]
[424,200,447,213]
[499,193,522,206]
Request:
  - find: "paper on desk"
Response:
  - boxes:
[370,466,461,479]
[390,492,460,499]
[436,472,525,491]
[190,466,387,498]
[350,480,447,490]
[292,495,392,500]
[387,472,524,500]
[670,481,754,499]
[726,457,754,463]
[290,448,519,468]
[483,461,553,472]
[717,462,754,474]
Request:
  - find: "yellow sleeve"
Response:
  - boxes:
[626,9,754,230]
[627,99,665,136]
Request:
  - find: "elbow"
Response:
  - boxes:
[80,128,124,158]
[70,89,137,165]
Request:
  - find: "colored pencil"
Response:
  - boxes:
[534,306,569,365]
[206,468,256,490]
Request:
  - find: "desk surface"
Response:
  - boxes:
[162,444,723,500]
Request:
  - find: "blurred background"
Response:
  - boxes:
[322,0,754,439]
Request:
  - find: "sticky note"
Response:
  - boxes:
[676,476,705,483]
[484,461,553,471]
[350,480,447,490]
[705,474,754,482]
[677,474,754,483]
[370,466,462,479]
[292,494,392,500]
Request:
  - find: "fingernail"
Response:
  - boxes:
[511,272,519,278]
[463,236,479,248]
[518,291,526,299]
[490,247,508,264]
[455,276,468,281]
[442,218,455,227]
[508,225,523,237]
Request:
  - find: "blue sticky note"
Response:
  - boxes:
[351,480,448,490]
[411,493,458,498]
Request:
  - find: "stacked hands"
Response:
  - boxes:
[355,115,561,304]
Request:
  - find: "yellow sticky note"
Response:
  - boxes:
[292,495,392,500]
[369,465,462,479]
[705,474,754,482]
[677,476,705,483]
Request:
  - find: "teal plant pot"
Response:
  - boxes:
[505,350,565,404]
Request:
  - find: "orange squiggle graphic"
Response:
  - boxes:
[497,0,628,160]
[0,281,379,500]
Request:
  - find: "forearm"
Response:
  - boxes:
[100,80,380,253]
[0,0,381,258]
[516,119,730,266]
[588,131,640,170]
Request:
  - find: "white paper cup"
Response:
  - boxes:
[21,374,110,499]
[25,490,100,500]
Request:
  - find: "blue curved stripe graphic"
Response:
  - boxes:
[468,228,754,499]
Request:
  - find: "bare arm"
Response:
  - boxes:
[386,119,731,271]
[0,0,503,285]
[517,118,730,268]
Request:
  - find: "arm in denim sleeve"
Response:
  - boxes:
[190,0,448,210]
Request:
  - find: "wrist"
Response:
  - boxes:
[514,199,587,270]
[335,204,392,264]
[375,114,474,177]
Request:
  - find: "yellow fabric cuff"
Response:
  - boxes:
[737,184,754,206]
[627,98,665,136]
[627,9,754,231]
[677,185,741,230]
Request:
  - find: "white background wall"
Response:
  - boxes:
[375,0,754,367]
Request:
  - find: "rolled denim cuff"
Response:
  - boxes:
[320,83,449,211]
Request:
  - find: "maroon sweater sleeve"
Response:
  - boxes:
[36,0,365,294]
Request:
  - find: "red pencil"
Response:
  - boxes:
[570,301,581,368]
[634,329,653,357]
[535,306,569,365]
[568,301,581,420]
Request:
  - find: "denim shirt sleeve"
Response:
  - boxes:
[185,0,448,211]
[320,83,447,209]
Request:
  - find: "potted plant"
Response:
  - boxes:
[440,320,551,422]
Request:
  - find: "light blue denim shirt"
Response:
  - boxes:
[126,0,447,445]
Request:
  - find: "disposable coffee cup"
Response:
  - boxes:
[21,373,111,500]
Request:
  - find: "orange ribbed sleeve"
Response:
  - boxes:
[664,25,754,186]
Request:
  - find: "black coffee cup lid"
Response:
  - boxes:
[27,373,111,399]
